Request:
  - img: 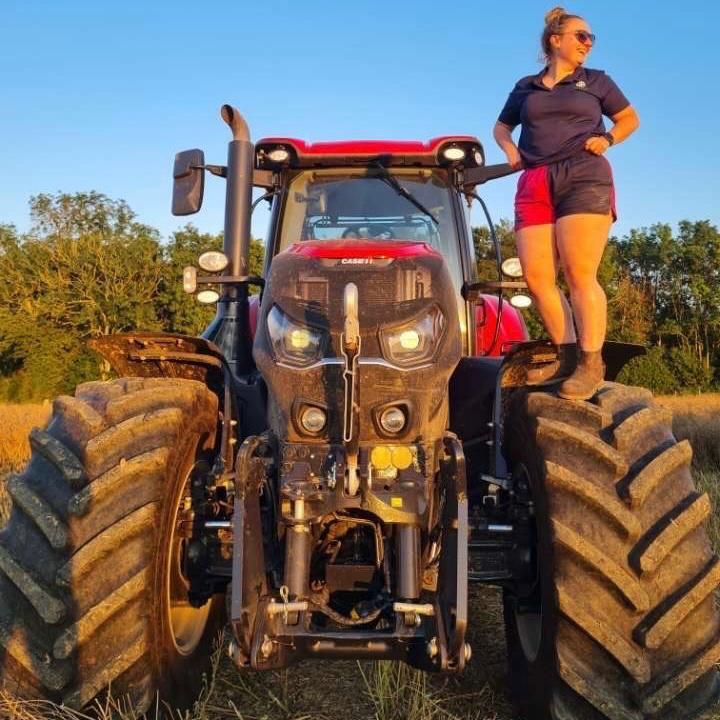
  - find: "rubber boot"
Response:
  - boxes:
[526,343,577,386]
[557,349,605,400]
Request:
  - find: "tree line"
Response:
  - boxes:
[0,191,717,402]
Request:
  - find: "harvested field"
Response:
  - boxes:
[0,393,718,719]
[0,402,50,472]
[0,402,50,525]
[659,394,720,473]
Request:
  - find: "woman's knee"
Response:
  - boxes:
[563,263,599,292]
[565,273,604,299]
[524,267,558,298]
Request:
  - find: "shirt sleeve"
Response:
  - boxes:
[497,85,522,127]
[599,73,630,117]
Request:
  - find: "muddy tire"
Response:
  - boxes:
[0,377,225,714]
[503,382,720,720]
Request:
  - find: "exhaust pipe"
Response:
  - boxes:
[203,105,255,376]
[220,105,253,278]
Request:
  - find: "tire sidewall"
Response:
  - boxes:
[503,393,562,719]
[150,410,226,711]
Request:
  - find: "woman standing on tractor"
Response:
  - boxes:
[493,6,639,399]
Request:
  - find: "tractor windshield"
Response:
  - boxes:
[278,168,463,287]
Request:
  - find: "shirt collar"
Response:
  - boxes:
[532,65,587,89]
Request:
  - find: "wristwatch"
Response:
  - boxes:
[602,132,615,146]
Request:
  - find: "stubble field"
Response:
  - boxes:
[0,393,718,720]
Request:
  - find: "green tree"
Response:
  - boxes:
[617,346,677,394]
[157,225,266,336]
[613,221,720,371]
[23,192,163,337]
[157,225,224,335]
[0,193,164,400]
[666,346,712,392]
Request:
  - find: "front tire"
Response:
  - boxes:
[0,377,225,713]
[503,382,720,720]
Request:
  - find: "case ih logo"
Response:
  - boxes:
[340,258,374,265]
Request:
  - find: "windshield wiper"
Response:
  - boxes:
[371,163,439,225]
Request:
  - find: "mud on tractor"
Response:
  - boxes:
[1,105,718,720]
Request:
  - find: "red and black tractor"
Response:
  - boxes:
[1,105,718,720]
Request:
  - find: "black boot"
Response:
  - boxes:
[526,343,577,386]
[558,349,605,400]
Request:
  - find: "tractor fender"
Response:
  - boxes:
[89,332,227,400]
[475,295,529,356]
[89,332,268,441]
[449,339,647,491]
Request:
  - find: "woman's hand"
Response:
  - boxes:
[584,135,611,155]
[505,145,523,170]
[493,121,523,169]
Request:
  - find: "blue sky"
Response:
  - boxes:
[2,0,718,243]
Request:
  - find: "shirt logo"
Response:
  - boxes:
[575,80,587,89]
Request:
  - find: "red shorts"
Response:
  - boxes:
[514,152,617,231]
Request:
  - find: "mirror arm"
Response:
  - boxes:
[462,280,528,302]
[252,169,276,190]
[195,274,265,287]
[192,164,276,190]
[183,162,278,192]
[203,164,227,178]
[455,163,518,193]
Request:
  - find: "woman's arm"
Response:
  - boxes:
[493,121,523,169]
[607,105,640,144]
[585,105,640,155]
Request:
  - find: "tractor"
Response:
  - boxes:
[1,105,718,720]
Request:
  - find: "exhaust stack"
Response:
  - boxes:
[220,105,253,278]
[203,105,255,376]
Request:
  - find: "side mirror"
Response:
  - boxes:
[172,149,205,216]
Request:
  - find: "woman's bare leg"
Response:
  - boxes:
[515,223,575,344]
[555,213,612,351]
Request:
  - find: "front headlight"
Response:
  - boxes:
[266,305,325,367]
[379,305,445,367]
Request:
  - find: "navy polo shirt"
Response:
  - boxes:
[498,67,630,168]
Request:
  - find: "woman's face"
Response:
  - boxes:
[551,17,594,66]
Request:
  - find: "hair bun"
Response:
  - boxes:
[544,6,567,26]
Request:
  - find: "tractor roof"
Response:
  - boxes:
[255,136,484,169]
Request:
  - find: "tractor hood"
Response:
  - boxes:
[253,240,461,446]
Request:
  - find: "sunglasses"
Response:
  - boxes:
[560,30,596,45]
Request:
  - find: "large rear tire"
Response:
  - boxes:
[503,382,720,720]
[0,377,225,714]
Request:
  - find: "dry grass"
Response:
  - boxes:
[0,402,51,472]
[658,391,720,477]
[656,392,720,415]
[0,395,718,719]
[0,606,511,720]
[0,402,51,525]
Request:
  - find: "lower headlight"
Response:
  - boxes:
[300,406,327,433]
[379,407,406,434]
